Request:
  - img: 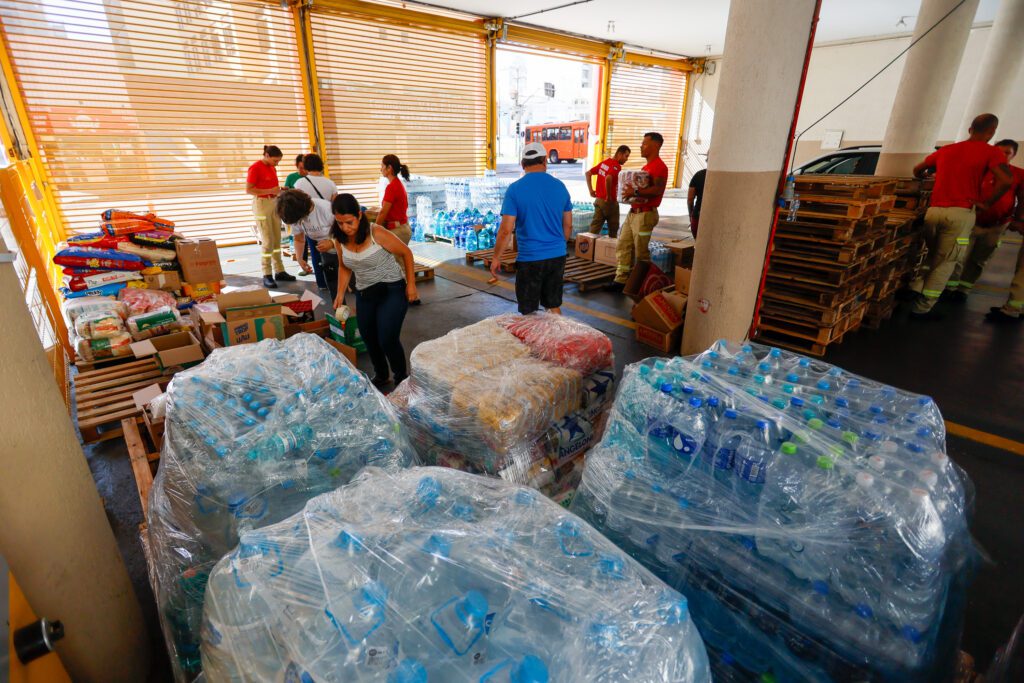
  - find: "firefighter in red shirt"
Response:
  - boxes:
[585,145,630,238]
[246,144,295,288]
[610,132,669,289]
[907,114,1013,319]
[947,139,1024,317]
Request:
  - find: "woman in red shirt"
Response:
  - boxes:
[245,145,294,288]
[377,154,419,304]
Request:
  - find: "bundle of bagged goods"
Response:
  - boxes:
[390,314,615,503]
[571,341,976,682]
[146,334,417,680]
[200,466,712,682]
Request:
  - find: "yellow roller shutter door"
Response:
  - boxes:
[607,62,687,187]
[310,6,487,204]
[0,0,309,244]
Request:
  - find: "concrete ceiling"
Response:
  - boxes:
[427,0,999,57]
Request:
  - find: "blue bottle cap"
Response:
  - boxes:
[660,383,674,393]
[416,476,441,506]
[799,358,810,368]
[724,409,738,419]
[388,658,428,683]
[811,580,829,595]
[918,396,932,406]
[770,348,782,358]
[456,590,488,626]
[901,625,922,643]
[681,384,695,394]
[771,398,787,410]
[826,418,841,429]
[791,397,805,407]
[701,360,713,369]
[741,344,752,353]
[916,427,932,438]
[557,519,582,537]
[869,405,883,414]
[709,351,720,360]
[854,603,873,619]
[754,374,766,384]
[816,380,831,391]
[362,580,388,606]
[835,397,849,408]
[639,365,651,376]
[335,530,364,552]
[786,373,799,383]
[422,534,451,559]
[727,365,740,376]
[707,396,720,408]
[758,362,771,372]
[512,655,549,683]
[908,442,925,453]
[688,397,703,408]
[658,594,689,625]
[756,420,770,430]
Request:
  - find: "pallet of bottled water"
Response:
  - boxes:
[570,201,595,238]
[469,170,513,214]
[571,340,976,682]
[200,466,712,682]
[147,334,418,681]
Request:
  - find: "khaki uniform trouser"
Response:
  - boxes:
[910,206,975,313]
[951,222,1008,292]
[1000,239,1024,317]
[614,208,659,284]
[253,197,285,276]
[590,198,621,238]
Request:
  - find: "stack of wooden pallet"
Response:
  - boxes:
[756,175,902,355]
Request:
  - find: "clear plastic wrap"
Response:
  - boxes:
[73,309,128,340]
[61,295,128,327]
[571,341,977,682]
[146,334,418,681]
[200,466,712,682]
[119,286,178,316]
[389,314,615,500]
[618,170,650,204]
[126,305,188,340]
[74,331,133,361]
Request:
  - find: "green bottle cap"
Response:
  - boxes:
[829,444,844,457]
[781,442,797,455]
[842,431,859,445]
[807,418,824,430]
[816,455,834,470]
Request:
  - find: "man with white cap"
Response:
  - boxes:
[492,141,573,314]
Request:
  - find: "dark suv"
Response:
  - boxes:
[795,145,881,175]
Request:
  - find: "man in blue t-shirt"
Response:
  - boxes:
[493,142,573,314]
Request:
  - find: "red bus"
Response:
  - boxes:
[524,121,589,163]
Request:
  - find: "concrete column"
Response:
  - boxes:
[681,0,818,354]
[875,0,981,176]
[0,248,150,681]
[957,0,1024,137]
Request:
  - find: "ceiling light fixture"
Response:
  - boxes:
[897,15,913,28]
[607,20,615,34]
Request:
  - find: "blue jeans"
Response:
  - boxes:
[355,280,408,380]
[306,239,329,289]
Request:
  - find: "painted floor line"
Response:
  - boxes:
[945,421,1024,457]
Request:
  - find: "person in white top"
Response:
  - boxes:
[276,189,340,299]
[293,153,337,202]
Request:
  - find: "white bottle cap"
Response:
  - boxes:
[868,455,885,472]
[930,451,949,468]
[910,488,930,503]
[918,469,938,490]
[856,472,875,489]
[879,441,898,454]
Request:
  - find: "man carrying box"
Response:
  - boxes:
[585,145,631,238]
[609,132,668,292]
[492,142,573,315]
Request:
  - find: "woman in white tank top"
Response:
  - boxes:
[330,194,418,389]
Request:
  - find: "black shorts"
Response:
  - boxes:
[515,255,566,314]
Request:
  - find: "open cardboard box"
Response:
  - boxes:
[130,330,204,372]
[196,289,294,349]
[632,283,688,353]
[325,338,358,366]
[132,383,166,449]
[624,261,673,302]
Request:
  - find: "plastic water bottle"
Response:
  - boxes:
[733,420,773,504]
[701,409,739,489]
[479,654,549,683]
[430,590,490,657]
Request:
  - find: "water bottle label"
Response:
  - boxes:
[672,433,698,456]
[363,641,397,669]
[737,458,767,484]
[713,447,734,470]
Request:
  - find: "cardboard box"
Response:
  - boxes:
[176,238,223,284]
[131,331,205,372]
[325,338,358,366]
[285,318,330,338]
[574,232,600,261]
[326,313,367,353]
[636,323,683,353]
[143,270,181,292]
[132,384,166,449]
[632,288,687,332]
[197,290,289,348]
[665,238,696,268]
[624,261,673,301]
[593,236,618,266]
[675,267,692,295]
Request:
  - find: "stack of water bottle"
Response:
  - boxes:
[445,177,473,212]
[412,196,433,242]
[147,334,417,681]
[571,340,976,682]
[389,314,615,501]
[405,176,448,218]
[469,170,514,214]
[200,466,712,682]
[648,241,675,275]
[570,201,595,238]
[429,209,500,250]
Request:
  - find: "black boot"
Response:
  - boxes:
[275,271,296,282]
[262,275,278,288]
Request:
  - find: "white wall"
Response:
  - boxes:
[681,24,1024,182]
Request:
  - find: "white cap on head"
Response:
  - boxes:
[522,142,547,162]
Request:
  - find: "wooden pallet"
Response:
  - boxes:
[123,416,159,522]
[755,304,865,356]
[771,231,886,266]
[562,256,617,291]
[74,353,139,373]
[862,298,897,330]
[768,254,871,287]
[794,175,898,199]
[791,197,881,220]
[777,214,886,242]
[465,247,519,272]
[760,289,863,326]
[75,358,173,443]
[413,262,435,282]
[424,233,456,245]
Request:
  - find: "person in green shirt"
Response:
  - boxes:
[284,154,305,188]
